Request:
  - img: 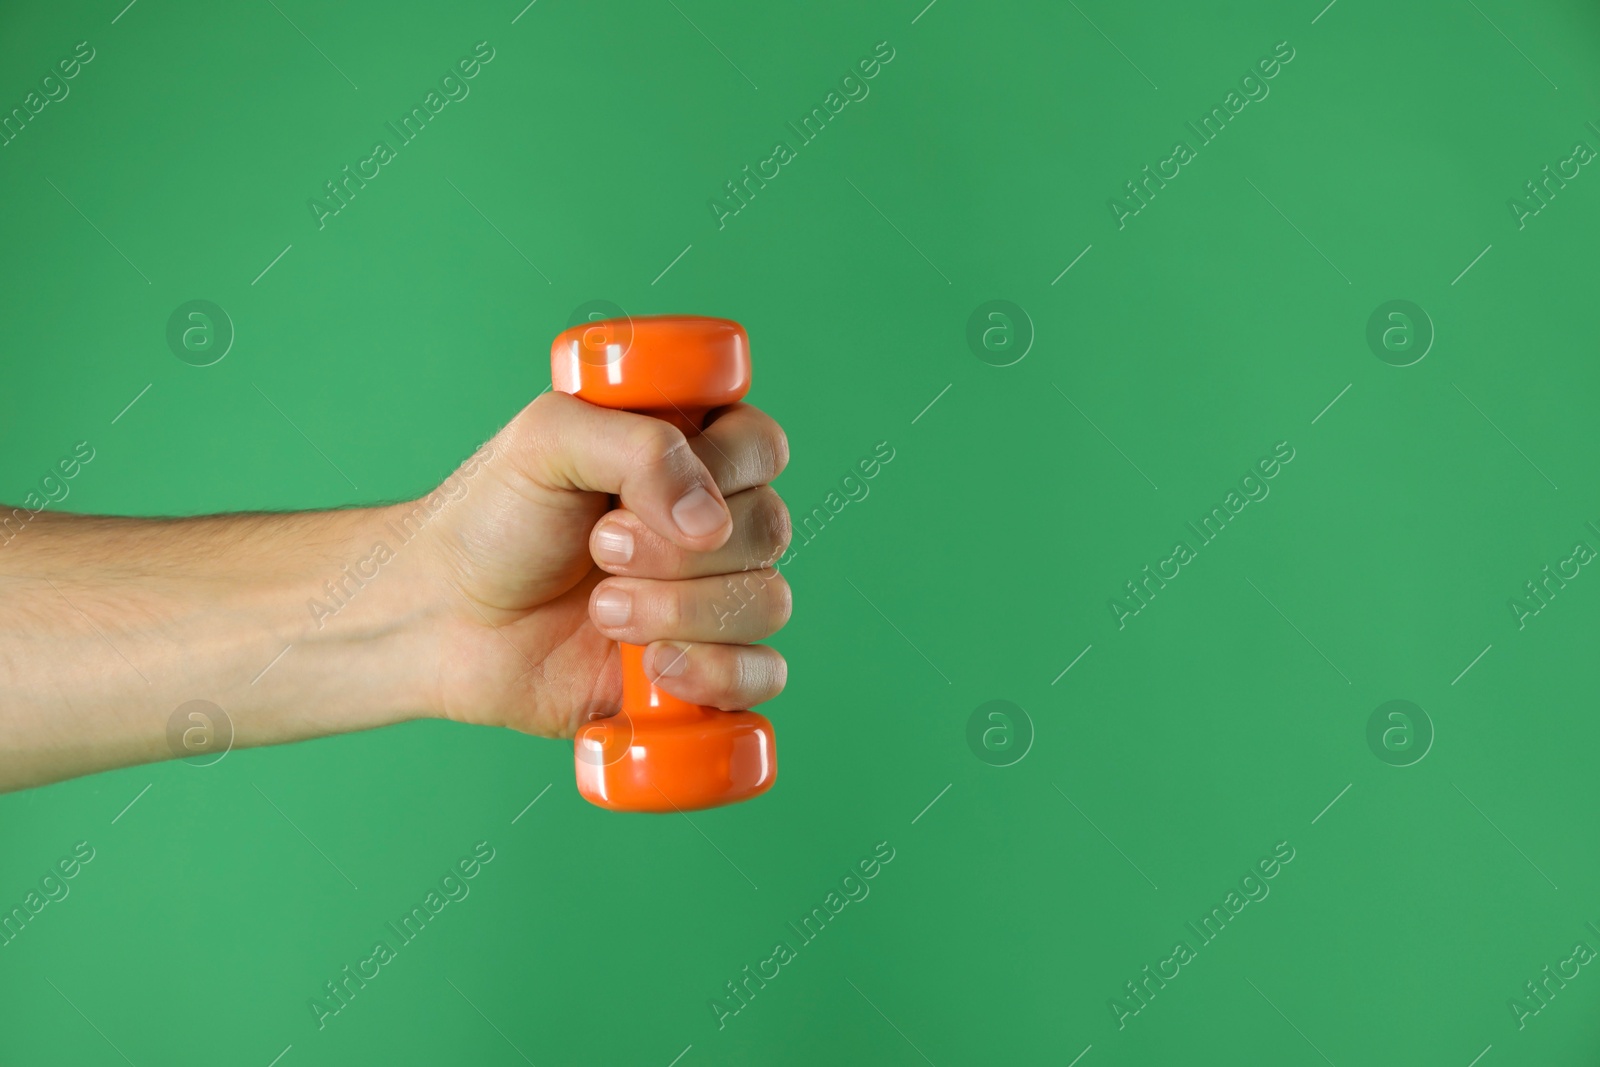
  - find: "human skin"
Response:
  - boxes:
[0,392,792,793]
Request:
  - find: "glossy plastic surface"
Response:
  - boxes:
[551,314,750,438]
[551,314,778,813]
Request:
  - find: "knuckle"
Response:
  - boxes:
[729,646,760,698]
[629,420,692,474]
[733,572,772,625]
[766,573,793,631]
[526,389,584,440]
[763,648,788,699]
[527,388,569,416]
[503,391,561,461]
[509,391,593,482]
[765,420,790,479]
[711,575,740,626]
[755,487,792,560]
[743,416,789,485]
[517,391,558,433]
[745,489,796,563]
[719,569,788,637]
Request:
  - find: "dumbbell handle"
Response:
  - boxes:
[614,405,712,724]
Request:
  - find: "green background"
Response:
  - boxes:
[3,0,1600,1063]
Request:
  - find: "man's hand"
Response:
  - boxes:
[420,392,792,738]
[0,393,792,791]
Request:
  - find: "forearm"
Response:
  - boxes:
[0,507,442,792]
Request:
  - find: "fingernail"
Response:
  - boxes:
[594,525,634,564]
[651,643,690,678]
[672,485,726,538]
[594,588,632,627]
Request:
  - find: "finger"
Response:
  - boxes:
[690,403,789,496]
[589,568,791,645]
[643,641,787,711]
[508,391,731,551]
[590,486,790,579]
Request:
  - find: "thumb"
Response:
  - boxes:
[506,391,733,550]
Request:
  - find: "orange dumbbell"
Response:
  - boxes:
[551,313,778,813]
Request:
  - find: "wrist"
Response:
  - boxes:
[287,502,452,725]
